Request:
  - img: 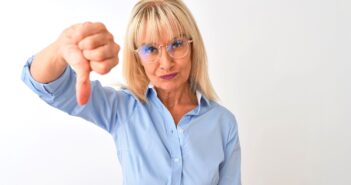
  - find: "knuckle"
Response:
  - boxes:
[73,22,92,41]
[73,29,85,42]
[95,22,106,30]
[82,21,93,28]
[96,64,110,74]
[113,43,120,53]
[107,32,114,41]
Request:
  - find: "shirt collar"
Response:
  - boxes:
[145,83,157,98]
[145,83,210,107]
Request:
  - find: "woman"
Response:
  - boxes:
[22,0,241,184]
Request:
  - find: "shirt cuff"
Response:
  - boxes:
[21,55,73,96]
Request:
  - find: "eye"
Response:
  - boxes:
[140,44,158,55]
[170,39,184,49]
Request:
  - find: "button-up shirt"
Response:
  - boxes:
[22,56,241,185]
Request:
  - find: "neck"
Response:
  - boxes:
[156,84,197,109]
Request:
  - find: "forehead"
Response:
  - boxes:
[131,1,192,47]
[135,21,185,46]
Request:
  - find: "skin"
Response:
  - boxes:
[30,22,119,105]
[139,33,198,124]
[30,22,196,124]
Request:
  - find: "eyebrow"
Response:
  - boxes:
[138,34,188,46]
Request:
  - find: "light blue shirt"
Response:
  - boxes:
[21,56,241,185]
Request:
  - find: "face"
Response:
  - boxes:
[137,32,192,93]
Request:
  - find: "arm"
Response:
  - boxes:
[22,22,127,132]
[218,122,241,185]
[30,22,119,105]
[22,56,135,133]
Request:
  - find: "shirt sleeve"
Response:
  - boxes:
[21,56,136,134]
[218,117,242,185]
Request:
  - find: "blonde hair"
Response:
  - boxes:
[123,0,218,102]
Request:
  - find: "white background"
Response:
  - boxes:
[0,0,350,184]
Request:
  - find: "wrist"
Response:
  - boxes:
[50,41,67,69]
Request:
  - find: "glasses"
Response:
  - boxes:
[135,37,193,63]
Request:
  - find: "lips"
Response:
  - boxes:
[160,73,177,80]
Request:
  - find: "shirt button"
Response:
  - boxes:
[174,158,180,162]
[178,128,184,134]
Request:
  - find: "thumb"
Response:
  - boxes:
[76,68,91,105]
[64,46,91,105]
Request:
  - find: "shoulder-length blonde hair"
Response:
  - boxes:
[123,0,218,102]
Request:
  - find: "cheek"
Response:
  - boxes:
[182,59,192,78]
[142,64,157,79]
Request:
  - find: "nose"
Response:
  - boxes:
[158,46,174,71]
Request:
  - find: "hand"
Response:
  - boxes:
[57,22,119,105]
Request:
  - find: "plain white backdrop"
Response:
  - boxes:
[0,0,350,184]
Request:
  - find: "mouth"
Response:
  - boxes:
[160,73,177,80]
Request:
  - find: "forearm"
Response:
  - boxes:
[30,41,67,83]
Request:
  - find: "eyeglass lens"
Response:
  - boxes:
[138,38,190,62]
